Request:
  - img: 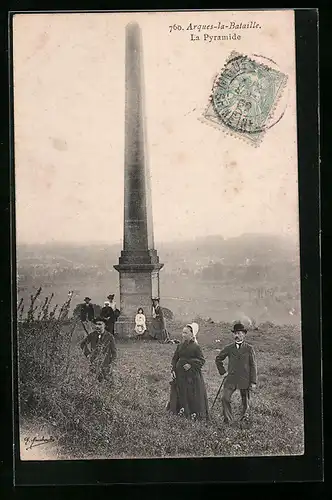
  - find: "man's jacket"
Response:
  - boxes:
[215,342,257,389]
[80,303,95,322]
[80,330,117,369]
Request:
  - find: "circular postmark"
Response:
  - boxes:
[210,52,288,139]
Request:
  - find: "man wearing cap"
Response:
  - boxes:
[215,322,257,424]
[80,297,95,333]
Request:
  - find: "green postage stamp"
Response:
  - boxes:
[202,51,288,146]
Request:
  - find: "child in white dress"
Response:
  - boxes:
[135,308,147,337]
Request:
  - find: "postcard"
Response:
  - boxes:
[11,9,319,471]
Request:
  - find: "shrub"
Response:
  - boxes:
[18,289,76,418]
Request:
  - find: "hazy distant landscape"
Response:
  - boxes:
[16,233,301,325]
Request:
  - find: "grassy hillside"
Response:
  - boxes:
[19,305,304,460]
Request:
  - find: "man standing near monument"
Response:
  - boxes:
[215,322,257,424]
[80,297,95,333]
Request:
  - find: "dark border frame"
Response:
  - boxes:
[4,7,322,486]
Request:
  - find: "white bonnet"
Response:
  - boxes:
[186,322,199,342]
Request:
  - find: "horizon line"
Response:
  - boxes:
[16,232,298,247]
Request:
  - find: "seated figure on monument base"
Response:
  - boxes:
[134,307,147,338]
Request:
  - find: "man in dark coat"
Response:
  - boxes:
[215,322,257,424]
[80,317,117,382]
[80,297,95,322]
[100,295,120,336]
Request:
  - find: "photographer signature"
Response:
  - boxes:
[23,435,56,450]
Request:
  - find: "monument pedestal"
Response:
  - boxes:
[114,252,163,337]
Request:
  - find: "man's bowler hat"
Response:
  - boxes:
[84,297,91,302]
[232,322,247,333]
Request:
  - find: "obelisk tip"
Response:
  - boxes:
[125,21,141,33]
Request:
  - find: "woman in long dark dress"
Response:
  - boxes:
[168,323,209,421]
[100,300,120,336]
[150,298,170,343]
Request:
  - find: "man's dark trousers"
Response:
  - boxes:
[222,384,250,422]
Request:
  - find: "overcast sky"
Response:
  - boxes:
[13,11,299,245]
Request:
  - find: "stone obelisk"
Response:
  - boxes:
[114,22,163,337]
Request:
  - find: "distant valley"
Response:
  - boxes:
[16,233,301,325]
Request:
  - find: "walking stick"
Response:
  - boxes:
[211,374,227,410]
[81,319,90,336]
